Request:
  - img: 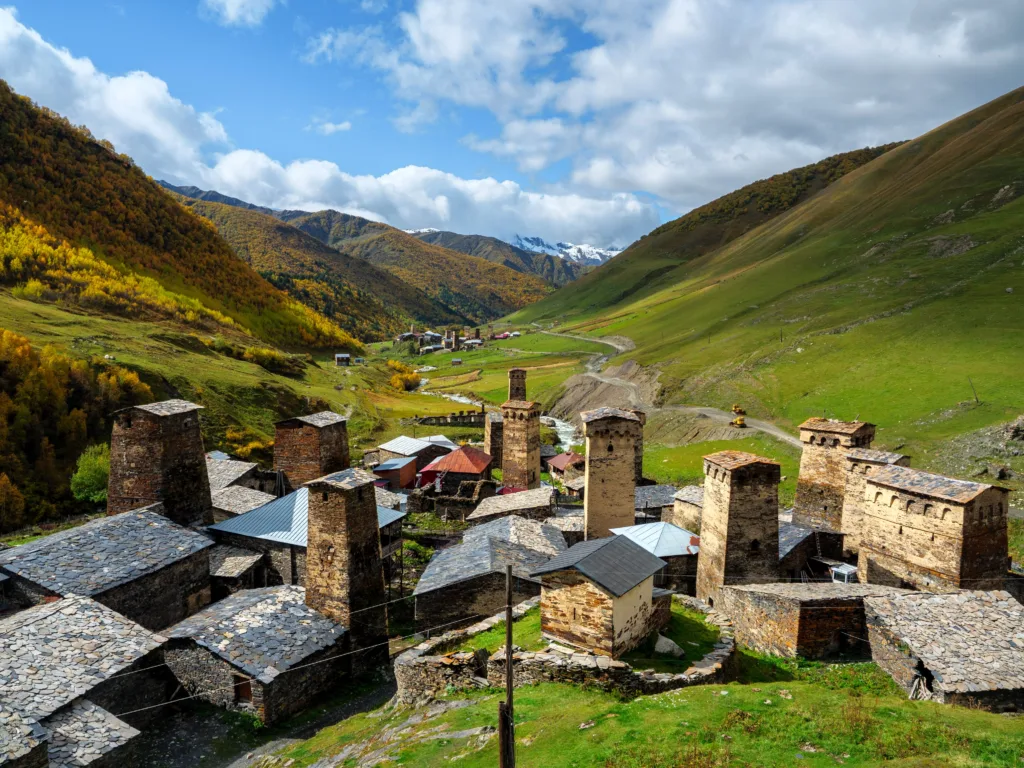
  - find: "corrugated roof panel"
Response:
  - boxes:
[378,435,434,456]
[208,488,309,547]
[610,522,700,557]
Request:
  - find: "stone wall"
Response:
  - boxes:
[539,571,614,655]
[696,455,780,606]
[659,555,698,595]
[88,647,177,729]
[93,551,211,631]
[5,740,47,768]
[434,480,498,522]
[840,455,910,556]
[415,571,539,634]
[667,499,701,533]
[582,415,640,539]
[629,409,646,484]
[501,402,541,490]
[211,531,305,586]
[417,410,487,427]
[108,405,211,527]
[793,421,874,531]
[484,415,504,468]
[508,369,527,401]
[859,484,1009,591]
[273,420,349,490]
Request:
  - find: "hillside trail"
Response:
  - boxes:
[535,327,802,450]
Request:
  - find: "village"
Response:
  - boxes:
[1,341,1023,768]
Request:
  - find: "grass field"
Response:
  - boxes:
[453,607,548,654]
[622,602,720,673]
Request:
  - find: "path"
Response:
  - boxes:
[537,328,802,449]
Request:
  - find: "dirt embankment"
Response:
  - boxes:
[550,360,661,423]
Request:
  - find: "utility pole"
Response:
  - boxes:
[499,564,516,768]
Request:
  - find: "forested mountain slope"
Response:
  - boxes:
[512,87,1024,454]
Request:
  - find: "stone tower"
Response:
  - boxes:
[274,412,349,490]
[793,418,876,531]
[501,400,541,490]
[107,400,212,527]
[839,448,909,557]
[581,408,642,539]
[484,411,504,468]
[305,468,389,662]
[508,368,527,401]
[695,450,781,605]
[629,408,646,484]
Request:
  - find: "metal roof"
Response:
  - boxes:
[427,445,492,474]
[547,452,584,472]
[867,465,999,504]
[377,506,407,528]
[378,435,435,456]
[610,522,700,557]
[532,536,666,597]
[376,456,418,471]
[423,434,460,450]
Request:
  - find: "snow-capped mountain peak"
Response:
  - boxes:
[510,235,621,266]
[403,227,440,235]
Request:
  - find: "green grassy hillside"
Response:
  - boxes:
[510,87,1024,467]
[412,230,584,286]
[178,198,465,338]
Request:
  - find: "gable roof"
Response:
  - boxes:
[547,451,584,472]
[673,485,704,506]
[428,445,492,474]
[206,456,258,490]
[532,536,665,597]
[779,521,816,559]
[467,487,555,521]
[464,515,567,557]
[0,507,213,597]
[211,485,276,516]
[376,456,418,471]
[635,484,678,510]
[423,434,460,450]
[414,537,551,595]
[564,476,586,491]
[610,522,700,557]
[377,506,407,528]
[276,411,347,428]
[378,435,434,456]
[868,465,999,504]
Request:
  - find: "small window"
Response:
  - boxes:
[322,492,329,502]
[607,442,614,453]
[233,675,252,703]
[749,539,761,553]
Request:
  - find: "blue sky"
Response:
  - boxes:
[2,1,1023,246]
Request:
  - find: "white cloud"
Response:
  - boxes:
[200,0,280,27]
[0,8,654,247]
[308,118,353,135]
[309,0,1024,211]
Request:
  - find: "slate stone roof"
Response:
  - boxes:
[464,516,567,557]
[502,400,538,410]
[610,522,700,558]
[798,417,874,435]
[206,456,258,491]
[563,476,586,492]
[0,701,45,764]
[868,465,997,504]
[540,444,560,460]
[375,487,404,510]
[134,399,202,417]
[209,545,263,579]
[545,514,584,533]
[845,448,908,465]
[467,487,555,521]
[725,582,908,600]
[580,407,640,423]
[414,537,551,596]
[46,699,139,768]
[212,486,276,516]
[865,590,1024,695]
[532,536,666,597]
[487,411,504,424]
[0,508,213,597]
[704,450,779,471]
[378,436,434,456]
[167,586,346,683]
[277,411,347,428]
[672,485,704,506]
[312,468,379,490]
[635,484,678,510]
[778,521,815,559]
[0,595,164,723]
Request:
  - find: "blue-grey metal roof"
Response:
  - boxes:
[377,506,407,528]
[610,522,700,558]
[376,456,417,471]
[532,536,665,597]
[207,450,232,461]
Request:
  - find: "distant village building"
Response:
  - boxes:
[373,455,418,490]
[667,485,704,532]
[546,451,585,481]
[420,445,493,495]
[792,418,876,532]
[451,358,463,366]
[165,586,349,725]
[611,521,700,594]
[563,476,586,499]
[335,353,351,366]
[107,399,212,527]
[695,451,781,607]
[484,412,504,468]
[466,487,555,524]
[274,411,350,491]
[377,435,452,472]
[532,536,667,658]
[859,465,1010,592]
[0,506,213,630]
[581,408,643,539]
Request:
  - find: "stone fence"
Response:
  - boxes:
[394,595,736,704]
[416,410,487,427]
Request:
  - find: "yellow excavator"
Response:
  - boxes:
[730,404,747,428]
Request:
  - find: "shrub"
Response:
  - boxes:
[390,372,421,391]
[70,444,110,504]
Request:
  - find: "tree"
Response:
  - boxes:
[0,472,26,529]
[70,443,110,504]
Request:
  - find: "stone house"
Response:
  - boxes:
[634,484,678,522]
[667,485,704,532]
[208,545,265,600]
[792,418,876,532]
[165,586,349,725]
[483,411,504,468]
[839,448,910,557]
[421,445,493,495]
[0,506,213,631]
[696,451,781,607]
[778,521,844,582]
[865,590,1024,711]
[717,582,908,660]
[377,435,453,472]
[563,476,586,499]
[107,399,212,527]
[547,451,585,481]
[466,487,555,524]
[463,515,568,558]
[373,455,418,489]
[859,465,1010,591]
[532,535,667,658]
[581,408,643,539]
[211,485,277,522]
[274,412,350,490]
[610,521,700,595]
[0,595,174,768]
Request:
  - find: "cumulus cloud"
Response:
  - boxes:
[308,118,352,135]
[200,0,280,27]
[0,8,654,246]
[309,0,1024,211]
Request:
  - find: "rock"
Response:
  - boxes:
[654,634,686,658]
[1008,287,1015,294]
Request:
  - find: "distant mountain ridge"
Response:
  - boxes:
[510,235,622,266]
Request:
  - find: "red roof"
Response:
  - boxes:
[428,445,493,474]
[547,451,585,472]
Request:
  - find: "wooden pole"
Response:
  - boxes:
[968,377,980,404]
[499,564,515,768]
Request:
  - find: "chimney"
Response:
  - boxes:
[274,411,349,490]
[108,400,212,527]
[305,468,389,660]
[581,408,642,539]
